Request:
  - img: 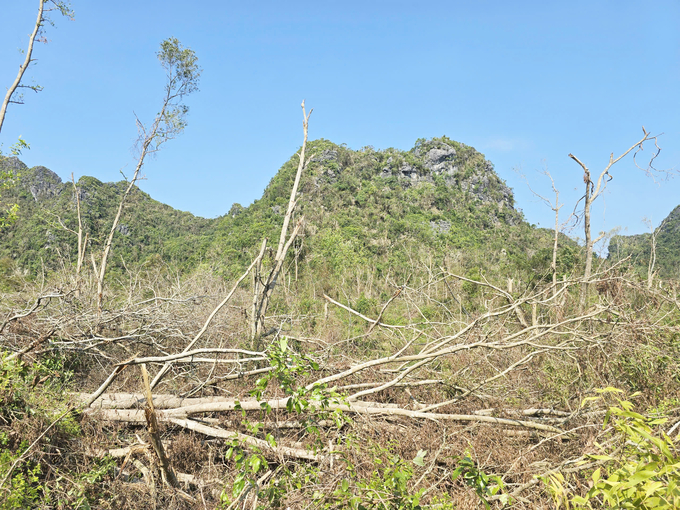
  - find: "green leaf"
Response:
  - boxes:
[596,387,624,394]
[233,477,246,498]
[413,450,427,467]
[592,467,601,484]
[644,481,664,497]
[618,470,656,489]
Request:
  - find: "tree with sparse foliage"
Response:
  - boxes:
[1,1,73,227]
[569,128,661,309]
[94,37,201,314]
[0,0,74,135]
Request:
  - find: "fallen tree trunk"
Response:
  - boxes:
[77,393,401,410]
[168,418,325,462]
[84,409,329,462]
[83,395,565,434]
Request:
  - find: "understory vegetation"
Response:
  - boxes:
[1,238,679,509]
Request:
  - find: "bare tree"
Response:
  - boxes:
[250,101,312,343]
[644,216,667,289]
[71,174,87,280]
[569,128,661,309]
[519,168,574,297]
[94,38,201,314]
[0,0,74,134]
[1,1,72,226]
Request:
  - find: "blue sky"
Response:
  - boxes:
[1,1,678,245]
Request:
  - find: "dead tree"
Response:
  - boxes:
[250,101,312,345]
[520,169,574,298]
[0,0,73,134]
[569,128,661,310]
[645,216,667,289]
[71,174,87,279]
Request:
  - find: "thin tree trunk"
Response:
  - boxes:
[570,129,659,310]
[251,101,312,339]
[140,364,179,488]
[552,192,560,297]
[647,219,664,289]
[581,178,593,310]
[71,174,88,297]
[0,0,44,133]
[96,106,164,314]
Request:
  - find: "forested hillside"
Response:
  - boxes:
[2,1,680,506]
[0,156,216,276]
[608,204,680,279]
[1,136,584,290]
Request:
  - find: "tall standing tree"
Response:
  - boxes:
[569,128,661,310]
[93,38,201,314]
[1,1,73,227]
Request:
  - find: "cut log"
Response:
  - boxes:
[84,396,565,434]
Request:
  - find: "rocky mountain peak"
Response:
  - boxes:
[26,166,63,202]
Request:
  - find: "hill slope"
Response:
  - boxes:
[0,156,216,274]
[1,138,579,285]
[208,137,581,282]
[608,204,680,278]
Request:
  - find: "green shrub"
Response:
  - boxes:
[541,388,680,509]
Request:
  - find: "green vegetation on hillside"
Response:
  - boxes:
[210,137,580,286]
[608,205,680,279]
[0,156,216,277]
[2,137,588,294]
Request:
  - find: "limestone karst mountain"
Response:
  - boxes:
[6,136,674,284]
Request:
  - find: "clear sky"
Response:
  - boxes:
[1,1,678,245]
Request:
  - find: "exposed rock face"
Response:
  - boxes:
[416,138,519,225]
[75,187,91,204]
[430,219,451,234]
[423,144,458,186]
[116,224,130,236]
[0,156,28,173]
[400,163,429,184]
[313,150,341,183]
[460,162,513,205]
[311,150,338,163]
[306,137,522,226]
[26,166,64,202]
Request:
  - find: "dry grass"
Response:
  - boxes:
[0,262,679,508]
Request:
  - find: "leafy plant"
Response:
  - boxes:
[325,441,433,509]
[452,454,509,508]
[541,388,680,509]
[0,158,19,228]
[221,337,347,508]
[0,434,44,510]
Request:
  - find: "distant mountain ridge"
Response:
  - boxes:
[1,138,677,283]
[0,156,215,274]
[608,205,680,278]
